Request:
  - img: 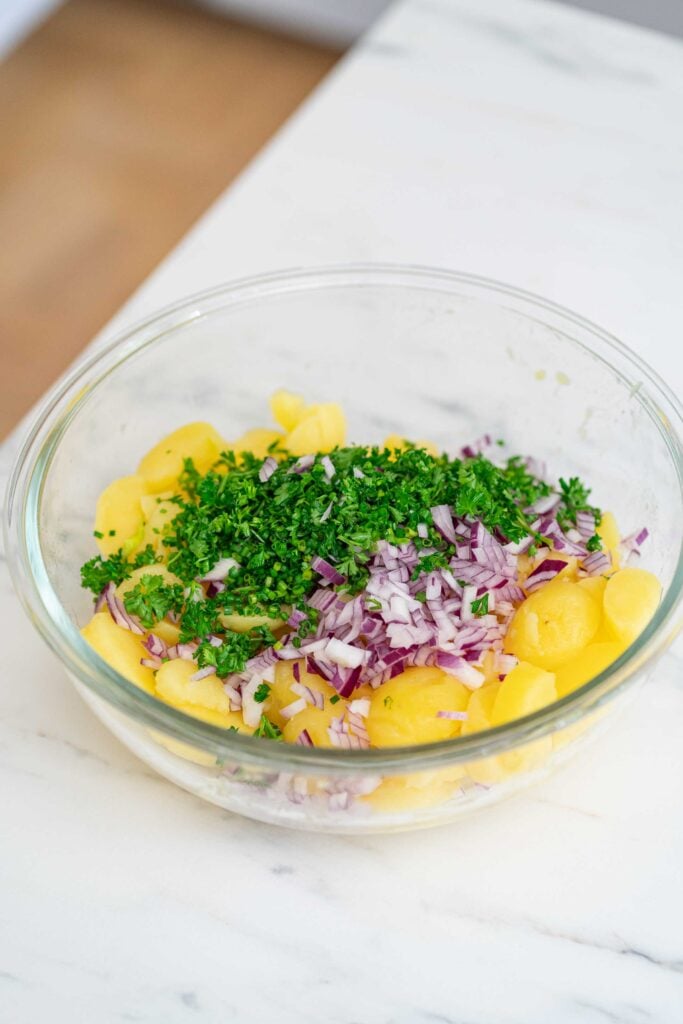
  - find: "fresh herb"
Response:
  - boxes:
[254,682,271,703]
[383,695,394,709]
[253,715,283,740]
[122,574,184,629]
[93,530,103,539]
[81,544,158,595]
[195,627,275,678]
[556,476,601,532]
[329,694,341,705]
[471,594,489,616]
[586,534,603,553]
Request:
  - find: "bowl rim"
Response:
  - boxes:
[5,262,683,774]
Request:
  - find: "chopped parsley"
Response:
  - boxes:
[80,544,158,595]
[254,682,271,703]
[253,715,283,740]
[556,476,602,533]
[329,694,341,705]
[470,594,489,616]
[122,574,184,629]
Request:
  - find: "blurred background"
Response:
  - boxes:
[1,0,682,438]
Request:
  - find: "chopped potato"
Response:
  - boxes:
[603,568,662,645]
[94,474,149,556]
[81,612,155,694]
[505,580,601,669]
[137,422,224,491]
[366,667,469,747]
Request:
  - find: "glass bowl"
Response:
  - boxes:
[5,265,682,833]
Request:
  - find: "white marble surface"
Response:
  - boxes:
[2,0,682,1020]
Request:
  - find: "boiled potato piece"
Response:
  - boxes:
[366,667,469,747]
[281,701,345,748]
[231,428,284,460]
[94,474,149,556]
[116,564,182,642]
[218,612,284,634]
[140,492,182,553]
[270,390,306,433]
[460,684,506,784]
[272,660,340,741]
[137,422,224,492]
[577,575,608,602]
[597,510,621,568]
[81,612,155,694]
[461,683,500,735]
[285,403,346,455]
[491,662,557,725]
[490,663,556,776]
[382,434,439,458]
[603,568,662,645]
[554,642,624,698]
[505,580,601,669]
[366,769,462,812]
[155,658,230,714]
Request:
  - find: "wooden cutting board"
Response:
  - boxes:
[0,0,338,437]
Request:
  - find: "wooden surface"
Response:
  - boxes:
[0,0,339,437]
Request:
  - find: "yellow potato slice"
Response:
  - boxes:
[491,662,557,725]
[366,667,469,747]
[270,390,306,432]
[94,474,149,557]
[81,612,155,694]
[603,568,662,645]
[553,641,625,698]
[137,422,224,492]
[505,579,601,669]
[382,434,440,458]
[285,403,346,455]
[155,658,230,714]
[230,428,284,460]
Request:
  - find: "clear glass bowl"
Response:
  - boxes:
[5,265,683,833]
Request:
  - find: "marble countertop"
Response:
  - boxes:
[2,1,682,1020]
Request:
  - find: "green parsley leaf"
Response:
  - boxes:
[470,593,489,616]
[122,574,184,629]
[253,715,283,740]
[254,682,271,703]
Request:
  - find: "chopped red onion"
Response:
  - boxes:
[191,665,216,681]
[280,697,307,720]
[325,638,369,669]
[582,550,611,576]
[435,652,485,689]
[144,632,168,658]
[321,455,336,480]
[524,558,567,593]
[460,434,492,459]
[104,582,144,635]
[311,556,345,586]
[295,729,314,747]
[417,522,429,540]
[289,454,315,474]
[202,557,240,582]
[140,656,162,670]
[575,510,596,538]
[431,504,457,545]
[353,466,365,479]
[436,710,468,721]
[291,681,324,709]
[258,456,278,483]
[320,501,333,523]
[528,493,560,516]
